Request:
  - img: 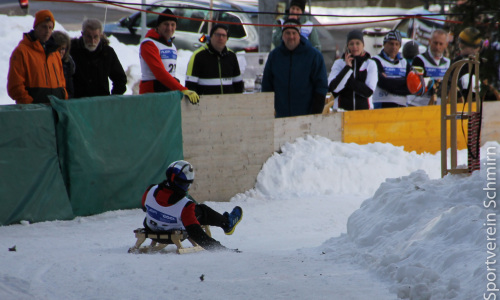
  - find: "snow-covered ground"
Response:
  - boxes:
[1,137,498,300]
[1,9,499,300]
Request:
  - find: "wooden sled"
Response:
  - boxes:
[128,225,211,254]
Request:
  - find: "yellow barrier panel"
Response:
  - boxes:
[343,104,475,154]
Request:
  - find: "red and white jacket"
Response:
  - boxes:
[141,184,198,231]
[143,185,192,231]
[139,28,187,94]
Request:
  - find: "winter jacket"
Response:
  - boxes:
[7,31,67,104]
[262,35,328,118]
[271,15,321,51]
[139,28,187,94]
[372,50,411,107]
[62,55,75,98]
[328,52,378,110]
[141,183,227,251]
[185,42,244,95]
[450,54,477,99]
[408,49,450,106]
[70,36,127,98]
[412,49,450,79]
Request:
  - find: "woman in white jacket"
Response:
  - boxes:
[328,30,378,110]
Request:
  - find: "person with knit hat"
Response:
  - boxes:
[371,30,413,108]
[458,27,482,49]
[271,0,320,51]
[70,19,127,98]
[262,18,328,118]
[7,9,68,104]
[401,41,427,104]
[448,27,483,101]
[327,29,378,110]
[139,8,199,104]
[185,24,243,95]
[402,41,420,64]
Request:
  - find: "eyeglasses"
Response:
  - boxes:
[213,33,227,39]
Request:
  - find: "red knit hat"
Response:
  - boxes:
[33,10,55,29]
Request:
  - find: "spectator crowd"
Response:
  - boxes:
[7,2,500,118]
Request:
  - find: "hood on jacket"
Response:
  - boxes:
[378,49,403,63]
[206,41,229,57]
[144,28,174,46]
[341,50,372,60]
[23,30,59,56]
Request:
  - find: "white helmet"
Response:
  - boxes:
[165,160,194,191]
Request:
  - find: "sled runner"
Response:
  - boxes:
[128,225,211,254]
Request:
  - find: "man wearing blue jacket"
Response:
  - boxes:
[262,19,328,118]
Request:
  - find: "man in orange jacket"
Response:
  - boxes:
[7,10,67,104]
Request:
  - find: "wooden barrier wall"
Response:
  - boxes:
[273,102,499,154]
[182,93,275,202]
[274,112,343,151]
[182,93,499,202]
[342,102,499,154]
[343,105,470,154]
[481,101,500,143]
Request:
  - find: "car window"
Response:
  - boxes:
[174,8,207,33]
[146,11,158,27]
[133,6,207,33]
[130,7,164,28]
[395,19,412,38]
[217,12,246,38]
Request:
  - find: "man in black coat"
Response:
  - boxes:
[71,19,127,98]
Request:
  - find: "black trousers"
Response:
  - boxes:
[195,204,228,228]
[143,204,228,230]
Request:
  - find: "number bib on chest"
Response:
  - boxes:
[140,38,178,80]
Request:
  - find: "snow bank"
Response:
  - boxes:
[320,141,500,300]
[253,136,443,198]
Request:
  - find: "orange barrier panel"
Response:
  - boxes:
[342,104,474,154]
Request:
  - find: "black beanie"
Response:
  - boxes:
[157,8,177,26]
[282,18,301,34]
[402,41,420,59]
[210,24,229,37]
[290,0,306,12]
[383,30,402,44]
[347,30,364,44]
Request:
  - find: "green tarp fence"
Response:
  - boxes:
[0,91,184,225]
[50,92,184,216]
[0,104,73,225]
